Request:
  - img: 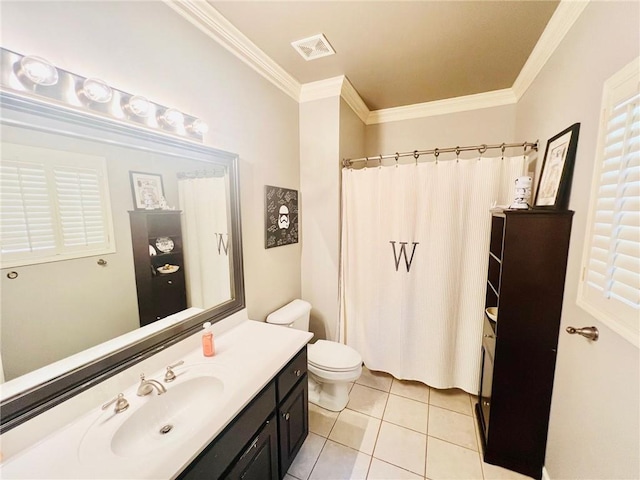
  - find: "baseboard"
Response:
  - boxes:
[542,466,551,480]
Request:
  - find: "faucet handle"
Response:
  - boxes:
[102,393,129,414]
[164,360,185,383]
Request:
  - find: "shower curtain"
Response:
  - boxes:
[178,174,230,309]
[339,155,526,394]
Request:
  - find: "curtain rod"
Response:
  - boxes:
[342,141,539,168]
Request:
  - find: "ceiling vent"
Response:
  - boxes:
[291,34,335,61]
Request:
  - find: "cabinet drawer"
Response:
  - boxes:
[178,382,276,480]
[276,347,307,403]
[224,414,278,480]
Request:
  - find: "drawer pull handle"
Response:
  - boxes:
[282,412,290,421]
[293,369,302,377]
[240,437,259,460]
[167,280,173,285]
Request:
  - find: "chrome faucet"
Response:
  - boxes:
[137,373,167,396]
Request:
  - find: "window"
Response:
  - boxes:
[579,57,640,347]
[0,143,114,268]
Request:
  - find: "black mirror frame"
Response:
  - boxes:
[0,91,245,433]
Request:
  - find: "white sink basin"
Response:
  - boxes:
[111,376,223,457]
[79,375,224,464]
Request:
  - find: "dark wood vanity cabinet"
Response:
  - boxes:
[178,346,309,480]
[276,350,309,476]
[476,210,573,480]
[129,210,187,327]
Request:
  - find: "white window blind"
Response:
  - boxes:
[0,143,114,268]
[579,57,640,347]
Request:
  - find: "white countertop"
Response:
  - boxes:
[0,320,313,479]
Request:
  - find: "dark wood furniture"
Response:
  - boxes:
[129,210,187,327]
[178,346,309,480]
[476,209,573,480]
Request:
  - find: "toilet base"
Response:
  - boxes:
[308,372,359,412]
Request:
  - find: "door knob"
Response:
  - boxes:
[566,326,599,341]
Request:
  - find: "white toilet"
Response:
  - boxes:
[266,299,362,412]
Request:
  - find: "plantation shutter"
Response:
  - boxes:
[0,161,56,257]
[0,143,113,268]
[54,167,108,249]
[580,58,640,346]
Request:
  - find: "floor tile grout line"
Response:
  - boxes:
[426,433,480,453]
[370,454,429,479]
[304,435,328,480]
[428,402,474,417]
[424,431,430,478]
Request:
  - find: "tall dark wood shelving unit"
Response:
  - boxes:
[129,210,187,327]
[476,209,573,480]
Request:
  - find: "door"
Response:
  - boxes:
[544,310,639,478]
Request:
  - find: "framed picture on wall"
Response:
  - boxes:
[534,123,580,209]
[265,185,299,248]
[130,171,164,209]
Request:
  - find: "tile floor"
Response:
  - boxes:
[285,367,533,480]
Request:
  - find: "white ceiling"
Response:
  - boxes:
[208,1,559,111]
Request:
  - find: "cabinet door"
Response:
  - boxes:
[151,273,187,322]
[278,376,308,477]
[178,384,276,480]
[225,415,279,480]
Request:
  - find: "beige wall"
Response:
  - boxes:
[514,2,639,478]
[299,96,341,341]
[365,104,517,161]
[0,1,301,329]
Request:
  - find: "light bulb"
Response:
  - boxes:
[125,95,151,117]
[190,119,209,135]
[160,108,185,128]
[81,78,113,103]
[19,56,58,86]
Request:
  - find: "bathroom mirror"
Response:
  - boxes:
[0,92,245,432]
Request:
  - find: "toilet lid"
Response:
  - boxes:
[308,340,362,372]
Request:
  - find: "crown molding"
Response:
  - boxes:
[341,77,370,124]
[298,76,371,125]
[299,76,345,103]
[163,0,301,102]
[367,89,517,125]
[512,0,590,100]
[165,0,588,125]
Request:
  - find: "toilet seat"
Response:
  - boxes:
[308,340,362,372]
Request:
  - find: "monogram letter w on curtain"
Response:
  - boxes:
[340,155,526,393]
[390,241,419,272]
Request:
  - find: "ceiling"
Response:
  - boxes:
[209,1,559,111]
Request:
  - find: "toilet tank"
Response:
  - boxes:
[266,299,311,331]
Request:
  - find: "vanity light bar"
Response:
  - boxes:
[0,48,208,142]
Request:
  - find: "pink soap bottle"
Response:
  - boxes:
[202,322,215,357]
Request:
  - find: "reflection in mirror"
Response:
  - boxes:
[0,92,244,433]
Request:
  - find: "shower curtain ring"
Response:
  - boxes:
[500,143,506,160]
[395,152,399,167]
[379,154,383,168]
[434,148,439,164]
[478,144,487,160]
[413,150,419,165]
[455,147,460,163]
